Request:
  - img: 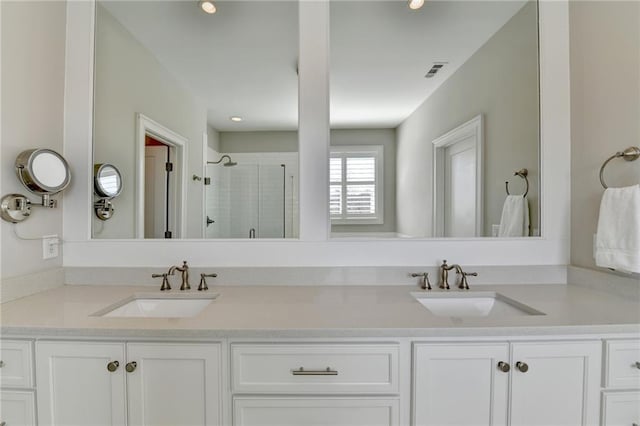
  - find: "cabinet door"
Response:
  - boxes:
[413,343,509,426]
[510,341,601,426]
[36,341,126,426]
[602,391,640,426]
[126,343,222,426]
[1,391,36,426]
[233,397,399,426]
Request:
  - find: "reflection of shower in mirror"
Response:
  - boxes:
[205,152,299,239]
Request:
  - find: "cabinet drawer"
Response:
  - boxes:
[0,390,36,426]
[605,340,640,389]
[602,391,640,426]
[231,344,399,394]
[233,397,400,426]
[0,340,33,388]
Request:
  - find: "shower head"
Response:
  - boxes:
[208,155,237,167]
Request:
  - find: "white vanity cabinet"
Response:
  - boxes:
[35,341,222,426]
[413,340,602,426]
[601,339,640,426]
[230,343,401,426]
[0,340,36,426]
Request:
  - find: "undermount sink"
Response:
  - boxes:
[411,291,544,318]
[93,293,219,318]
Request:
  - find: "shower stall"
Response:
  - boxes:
[204,153,298,239]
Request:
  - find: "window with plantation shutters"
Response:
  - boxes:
[330,145,384,224]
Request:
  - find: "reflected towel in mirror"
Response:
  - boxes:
[498,195,530,237]
[595,184,640,274]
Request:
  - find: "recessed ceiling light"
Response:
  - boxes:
[408,0,425,10]
[230,116,243,122]
[199,0,216,14]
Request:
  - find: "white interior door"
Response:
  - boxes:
[144,145,176,238]
[444,138,477,237]
[432,115,483,237]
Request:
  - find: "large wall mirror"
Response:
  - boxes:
[329,0,540,239]
[92,0,299,239]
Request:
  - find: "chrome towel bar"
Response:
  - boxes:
[599,146,640,189]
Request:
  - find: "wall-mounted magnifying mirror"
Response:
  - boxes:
[94,163,123,220]
[1,148,71,223]
[16,148,71,201]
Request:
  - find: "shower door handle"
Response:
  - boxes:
[206,216,215,227]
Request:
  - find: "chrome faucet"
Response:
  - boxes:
[439,260,455,289]
[439,260,478,290]
[168,260,191,290]
[410,272,432,290]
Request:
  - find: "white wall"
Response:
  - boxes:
[396,2,539,238]
[330,129,397,234]
[220,131,298,153]
[93,4,207,239]
[569,1,640,273]
[1,1,67,280]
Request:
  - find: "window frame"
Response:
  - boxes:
[330,145,384,225]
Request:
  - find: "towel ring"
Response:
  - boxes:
[505,168,529,197]
[599,146,640,189]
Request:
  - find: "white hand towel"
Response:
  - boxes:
[498,195,530,237]
[595,184,640,273]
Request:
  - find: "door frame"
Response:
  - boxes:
[135,113,188,238]
[432,114,483,237]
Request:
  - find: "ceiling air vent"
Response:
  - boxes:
[425,62,447,78]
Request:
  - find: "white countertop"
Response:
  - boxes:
[1,284,639,338]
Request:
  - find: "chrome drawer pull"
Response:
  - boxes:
[292,367,338,376]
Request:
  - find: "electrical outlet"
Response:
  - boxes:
[42,235,59,260]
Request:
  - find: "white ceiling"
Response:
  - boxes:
[101,0,529,132]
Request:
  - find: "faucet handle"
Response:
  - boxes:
[458,271,477,290]
[198,273,217,291]
[152,273,171,291]
[410,272,432,290]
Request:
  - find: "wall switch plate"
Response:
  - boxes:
[42,235,59,260]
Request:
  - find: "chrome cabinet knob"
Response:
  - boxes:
[516,361,529,373]
[497,361,510,373]
[635,361,640,369]
[125,361,137,373]
[107,361,119,372]
[0,360,5,368]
